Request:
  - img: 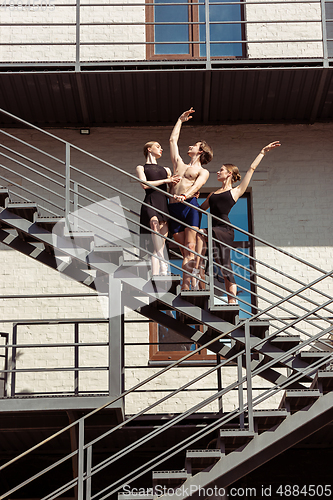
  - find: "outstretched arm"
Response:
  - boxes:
[232,141,281,201]
[169,107,195,171]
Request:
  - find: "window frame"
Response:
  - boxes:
[145,0,246,60]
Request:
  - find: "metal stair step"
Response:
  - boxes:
[6,202,38,222]
[88,246,124,266]
[118,495,153,500]
[253,408,289,432]
[279,388,321,413]
[219,429,256,451]
[62,231,95,251]
[152,469,191,488]
[0,188,9,207]
[208,302,240,325]
[179,290,210,309]
[269,335,301,351]
[248,320,270,339]
[300,350,333,365]
[35,216,63,231]
[185,449,222,472]
[311,369,333,394]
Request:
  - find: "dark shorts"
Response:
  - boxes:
[168,197,201,235]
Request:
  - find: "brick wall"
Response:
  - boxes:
[0,0,324,63]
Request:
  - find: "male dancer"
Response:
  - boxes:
[169,107,213,290]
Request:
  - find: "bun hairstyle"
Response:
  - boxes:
[197,140,213,165]
[225,164,241,183]
[143,141,156,159]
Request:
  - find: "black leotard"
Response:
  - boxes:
[139,164,169,234]
[209,189,235,228]
[208,190,236,284]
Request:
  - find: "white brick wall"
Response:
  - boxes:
[0,0,325,62]
[0,122,332,414]
[246,1,323,58]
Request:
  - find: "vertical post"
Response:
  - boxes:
[244,320,254,432]
[77,420,84,500]
[108,277,123,398]
[74,182,79,231]
[321,0,329,66]
[74,322,79,395]
[11,324,17,397]
[65,143,71,220]
[86,445,92,500]
[204,0,211,69]
[207,212,215,309]
[237,353,244,428]
[76,0,81,71]
[216,354,223,413]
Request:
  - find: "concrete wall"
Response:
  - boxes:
[0,0,324,63]
[0,122,332,414]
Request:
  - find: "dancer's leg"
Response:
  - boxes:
[224,277,237,304]
[181,227,198,290]
[150,217,167,276]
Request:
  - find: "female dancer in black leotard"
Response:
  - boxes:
[199,141,280,302]
[136,142,180,276]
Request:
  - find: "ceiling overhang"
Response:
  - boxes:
[0,66,333,127]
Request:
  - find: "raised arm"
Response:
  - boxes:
[169,107,195,171]
[232,141,281,201]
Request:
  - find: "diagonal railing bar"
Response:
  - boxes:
[0,145,65,181]
[0,151,65,189]
[0,129,66,167]
[0,167,64,214]
[0,183,59,217]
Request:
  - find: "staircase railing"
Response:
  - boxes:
[0,107,332,499]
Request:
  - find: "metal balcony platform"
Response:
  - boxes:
[0,394,124,418]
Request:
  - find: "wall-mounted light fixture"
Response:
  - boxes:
[80,128,90,135]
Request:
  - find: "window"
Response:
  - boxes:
[146,0,245,60]
[149,192,254,362]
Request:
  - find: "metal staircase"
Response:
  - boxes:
[0,107,332,499]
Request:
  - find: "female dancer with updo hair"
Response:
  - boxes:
[198,141,280,302]
[137,141,180,276]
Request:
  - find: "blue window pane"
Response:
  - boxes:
[155,0,189,55]
[229,197,249,241]
[199,0,243,57]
